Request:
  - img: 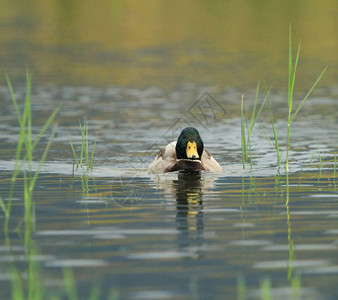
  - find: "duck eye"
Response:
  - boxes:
[189,146,191,149]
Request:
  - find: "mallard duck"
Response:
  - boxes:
[148,127,222,173]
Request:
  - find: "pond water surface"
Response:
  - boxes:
[0,83,337,299]
[0,1,338,300]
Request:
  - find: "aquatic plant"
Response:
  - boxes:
[259,276,301,300]
[10,245,45,300]
[240,95,246,169]
[260,278,272,300]
[2,72,59,300]
[237,276,247,300]
[240,84,268,169]
[318,149,323,176]
[254,27,327,203]
[63,268,118,300]
[68,121,96,170]
[0,195,8,222]
[284,26,327,203]
[260,86,282,172]
[3,71,60,233]
[309,153,314,163]
[2,71,62,300]
[63,268,79,300]
[10,251,108,300]
[8,240,111,300]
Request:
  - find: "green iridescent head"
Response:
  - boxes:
[175,127,204,160]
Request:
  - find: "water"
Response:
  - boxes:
[0,85,337,299]
[0,1,338,299]
[1,171,337,299]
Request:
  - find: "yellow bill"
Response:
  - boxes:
[186,141,199,159]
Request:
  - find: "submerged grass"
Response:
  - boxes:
[63,269,79,300]
[260,278,272,300]
[237,276,247,300]
[10,248,109,300]
[68,121,96,171]
[63,268,118,300]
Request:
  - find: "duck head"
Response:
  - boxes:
[175,127,204,161]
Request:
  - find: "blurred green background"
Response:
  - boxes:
[0,0,337,90]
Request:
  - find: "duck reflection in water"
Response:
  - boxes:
[173,171,205,257]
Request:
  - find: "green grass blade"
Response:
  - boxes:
[27,247,42,300]
[265,88,281,169]
[249,82,260,133]
[286,25,294,205]
[237,276,246,300]
[11,268,25,300]
[85,122,89,165]
[72,160,75,182]
[29,126,56,191]
[5,73,26,228]
[7,73,29,201]
[107,288,119,300]
[25,70,33,167]
[32,103,62,150]
[89,140,96,169]
[257,90,269,116]
[288,24,293,109]
[256,92,268,120]
[24,172,32,247]
[32,203,36,232]
[260,125,276,151]
[240,94,246,169]
[10,76,29,166]
[63,268,79,300]
[290,42,301,107]
[79,122,84,167]
[249,90,268,135]
[290,65,328,123]
[261,278,272,300]
[68,133,80,167]
[5,73,22,125]
[20,74,32,163]
[245,102,253,169]
[89,281,101,300]
[14,117,27,167]
[0,196,7,216]
[5,72,60,235]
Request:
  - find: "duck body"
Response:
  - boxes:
[148,127,222,174]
